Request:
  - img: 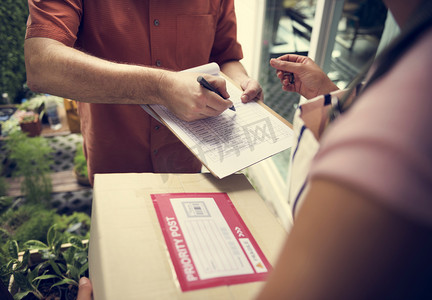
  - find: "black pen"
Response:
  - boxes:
[197,76,236,111]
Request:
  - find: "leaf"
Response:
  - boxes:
[33,274,60,281]
[47,225,57,248]
[68,236,83,248]
[48,260,64,277]
[34,261,49,274]
[51,278,78,288]
[5,260,16,272]
[79,262,89,277]
[62,248,74,264]
[67,264,79,280]
[21,250,30,268]
[8,240,19,259]
[74,251,88,266]
[0,264,13,277]
[13,271,32,291]
[13,290,32,300]
[24,240,48,250]
[27,267,37,283]
[53,239,63,256]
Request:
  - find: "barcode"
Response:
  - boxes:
[192,203,204,216]
[182,201,210,217]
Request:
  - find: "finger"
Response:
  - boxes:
[276,53,303,62]
[77,277,93,300]
[282,72,295,85]
[271,58,305,76]
[270,58,294,72]
[195,103,230,120]
[240,80,262,103]
[276,70,284,80]
[204,92,234,112]
[203,76,230,99]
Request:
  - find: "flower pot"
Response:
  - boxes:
[19,116,41,137]
[74,168,91,186]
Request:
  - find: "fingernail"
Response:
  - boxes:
[241,94,249,102]
[79,277,89,286]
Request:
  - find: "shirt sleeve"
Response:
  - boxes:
[210,0,243,65]
[26,0,83,47]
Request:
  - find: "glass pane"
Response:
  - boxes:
[330,0,387,89]
[259,0,317,177]
[259,0,388,178]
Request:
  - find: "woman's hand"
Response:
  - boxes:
[270,54,339,99]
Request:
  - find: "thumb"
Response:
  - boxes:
[270,58,288,70]
[240,79,262,103]
[77,277,93,300]
[270,58,301,73]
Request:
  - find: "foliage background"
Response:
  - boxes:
[0,0,29,104]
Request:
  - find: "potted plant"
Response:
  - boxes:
[1,225,89,300]
[16,111,41,138]
[73,143,90,186]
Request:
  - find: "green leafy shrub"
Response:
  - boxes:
[0,225,88,299]
[0,204,55,247]
[0,0,29,103]
[14,208,56,246]
[3,130,53,204]
[73,143,88,178]
[54,212,91,240]
[0,176,8,197]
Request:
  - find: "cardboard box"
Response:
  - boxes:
[89,173,286,299]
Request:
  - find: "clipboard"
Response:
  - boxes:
[141,63,294,179]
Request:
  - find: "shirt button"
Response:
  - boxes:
[154,19,160,26]
[153,149,158,155]
[156,60,161,67]
[154,125,160,130]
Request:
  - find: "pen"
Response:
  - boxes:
[197,76,236,111]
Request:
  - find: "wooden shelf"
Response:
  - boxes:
[5,170,90,198]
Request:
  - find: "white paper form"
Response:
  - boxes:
[142,63,294,178]
[170,197,255,279]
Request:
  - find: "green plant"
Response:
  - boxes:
[0,175,13,215]
[0,225,88,299]
[15,110,38,124]
[13,208,57,247]
[54,212,91,240]
[74,142,88,179]
[0,0,28,104]
[0,204,55,248]
[18,94,63,120]
[0,205,91,273]
[3,131,53,204]
[0,240,38,299]
[0,176,8,197]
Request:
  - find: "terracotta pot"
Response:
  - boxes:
[19,116,41,137]
[74,168,91,186]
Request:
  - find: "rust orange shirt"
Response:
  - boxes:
[26,0,243,184]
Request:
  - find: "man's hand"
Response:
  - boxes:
[157,72,234,122]
[240,77,263,103]
[270,54,339,99]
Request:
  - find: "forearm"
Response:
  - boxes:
[220,60,263,102]
[255,179,432,299]
[24,37,168,105]
[220,60,250,86]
